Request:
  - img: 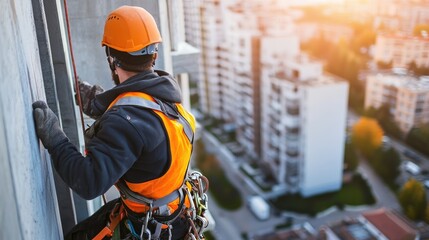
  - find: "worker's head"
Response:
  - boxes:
[101,6,162,85]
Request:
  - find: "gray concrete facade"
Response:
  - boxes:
[68,0,174,89]
[0,1,199,238]
[68,0,199,97]
[0,0,63,238]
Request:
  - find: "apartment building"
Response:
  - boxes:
[225,2,299,158]
[374,34,429,68]
[183,0,203,48]
[339,0,429,33]
[376,0,429,32]
[185,0,295,157]
[260,45,348,196]
[365,72,429,133]
[183,0,349,196]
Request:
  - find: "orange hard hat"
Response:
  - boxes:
[101,6,162,55]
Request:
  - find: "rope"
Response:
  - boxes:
[62,0,107,205]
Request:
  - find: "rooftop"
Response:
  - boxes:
[369,71,429,92]
[273,70,345,87]
[378,33,429,42]
[328,219,377,240]
[362,208,417,240]
[253,224,317,240]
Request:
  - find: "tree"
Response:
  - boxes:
[351,28,376,54]
[364,104,403,139]
[368,148,401,187]
[408,61,429,76]
[413,24,429,37]
[344,142,359,171]
[425,203,429,224]
[351,117,384,157]
[398,179,427,220]
[376,60,393,69]
[406,125,429,157]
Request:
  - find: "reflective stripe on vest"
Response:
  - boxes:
[108,92,196,213]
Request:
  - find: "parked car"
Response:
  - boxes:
[247,196,270,221]
[405,161,421,175]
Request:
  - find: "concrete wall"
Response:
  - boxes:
[0,0,62,238]
[0,0,197,238]
[68,0,173,90]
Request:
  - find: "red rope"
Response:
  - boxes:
[62,0,85,134]
[62,0,107,205]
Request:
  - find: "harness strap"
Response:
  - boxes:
[112,96,194,142]
[116,180,181,209]
[92,203,125,240]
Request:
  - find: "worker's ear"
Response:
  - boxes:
[152,52,158,67]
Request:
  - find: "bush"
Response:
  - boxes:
[406,126,429,157]
[398,179,427,220]
[367,147,401,190]
[344,142,359,171]
[271,174,375,216]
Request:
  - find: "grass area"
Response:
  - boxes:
[271,174,375,216]
[195,140,243,210]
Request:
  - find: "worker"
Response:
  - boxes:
[32,5,207,240]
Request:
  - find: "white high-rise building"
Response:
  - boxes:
[260,37,349,196]
[183,0,235,121]
[183,0,349,196]
[225,2,298,158]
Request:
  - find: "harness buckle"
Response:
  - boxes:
[140,203,153,240]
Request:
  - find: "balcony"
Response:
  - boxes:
[286,134,299,143]
[286,97,299,106]
[286,161,299,186]
[286,106,300,116]
[286,139,299,149]
[285,90,299,102]
[171,42,200,75]
[284,116,300,128]
[286,126,300,134]
[286,149,299,157]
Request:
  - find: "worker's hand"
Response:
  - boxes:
[76,80,104,117]
[32,101,68,151]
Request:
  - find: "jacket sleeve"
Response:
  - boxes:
[49,112,144,200]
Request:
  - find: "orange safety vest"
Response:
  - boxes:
[108,92,196,214]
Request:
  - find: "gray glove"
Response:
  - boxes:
[32,101,68,151]
[76,80,104,117]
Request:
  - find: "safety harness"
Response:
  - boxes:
[92,93,210,240]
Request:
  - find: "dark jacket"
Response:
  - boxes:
[50,70,183,200]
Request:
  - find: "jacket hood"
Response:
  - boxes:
[91,70,182,117]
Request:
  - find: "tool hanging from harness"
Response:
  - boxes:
[91,92,210,240]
